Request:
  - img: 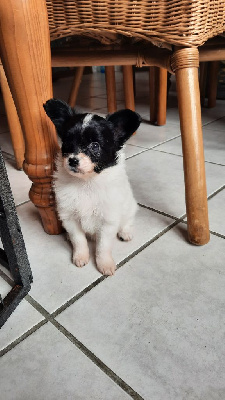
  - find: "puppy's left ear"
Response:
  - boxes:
[106,109,141,148]
[43,98,74,134]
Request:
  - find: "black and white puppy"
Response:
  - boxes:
[44,99,141,275]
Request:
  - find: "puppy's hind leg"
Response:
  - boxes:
[96,223,118,276]
[63,218,89,268]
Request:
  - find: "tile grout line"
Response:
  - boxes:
[126,143,148,149]
[51,276,107,318]
[0,287,144,399]
[0,320,48,358]
[0,206,184,323]
[10,179,221,320]
[150,134,181,149]
[205,160,225,167]
[0,200,187,322]
[51,217,183,318]
[1,187,223,332]
[1,223,179,400]
[0,216,182,359]
[1,153,16,162]
[137,185,225,222]
[16,199,31,208]
[116,217,183,270]
[137,202,185,221]
[3,149,20,160]
[53,217,183,318]
[1,183,223,393]
[126,133,182,160]
[1,89,224,397]
[202,115,225,127]
[209,231,225,240]
[207,184,225,200]
[126,148,150,160]
[52,319,145,400]
[152,149,183,158]
[127,132,181,150]
[152,148,225,167]
[180,220,225,239]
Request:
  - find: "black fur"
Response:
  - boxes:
[43,99,74,134]
[43,98,141,173]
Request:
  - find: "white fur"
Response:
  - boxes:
[53,150,137,275]
[64,153,95,176]
[82,114,93,130]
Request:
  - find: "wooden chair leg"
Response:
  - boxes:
[207,61,220,108]
[0,62,25,170]
[122,65,135,111]
[68,66,84,108]
[199,62,208,106]
[105,66,117,113]
[149,66,157,124]
[156,67,167,126]
[172,47,210,245]
[149,66,167,126]
[0,0,61,234]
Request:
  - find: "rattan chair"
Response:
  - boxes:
[1,0,225,245]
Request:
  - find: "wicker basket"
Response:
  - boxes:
[46,0,225,47]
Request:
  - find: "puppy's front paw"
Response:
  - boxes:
[118,228,133,242]
[96,256,116,276]
[73,250,89,268]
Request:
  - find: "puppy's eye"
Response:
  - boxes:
[88,142,100,154]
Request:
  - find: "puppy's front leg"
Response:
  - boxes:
[96,223,117,276]
[63,218,89,268]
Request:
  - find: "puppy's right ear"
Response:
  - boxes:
[43,98,74,134]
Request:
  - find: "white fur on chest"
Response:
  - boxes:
[53,152,137,235]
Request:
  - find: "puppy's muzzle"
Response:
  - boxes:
[68,156,79,171]
[64,153,96,177]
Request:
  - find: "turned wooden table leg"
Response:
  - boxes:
[0,0,61,234]
[0,62,25,170]
[105,66,117,113]
[172,47,210,245]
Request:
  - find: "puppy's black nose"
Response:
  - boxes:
[68,157,79,168]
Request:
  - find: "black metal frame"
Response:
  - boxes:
[0,150,32,328]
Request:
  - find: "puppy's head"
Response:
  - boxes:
[43,99,141,179]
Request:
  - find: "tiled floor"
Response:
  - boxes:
[0,70,225,400]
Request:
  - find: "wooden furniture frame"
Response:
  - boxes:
[0,62,25,170]
[199,61,221,108]
[1,0,225,245]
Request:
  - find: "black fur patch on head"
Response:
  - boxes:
[43,99,74,135]
[43,99,142,173]
[63,114,118,173]
[107,109,142,149]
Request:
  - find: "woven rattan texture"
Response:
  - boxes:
[46,0,225,47]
